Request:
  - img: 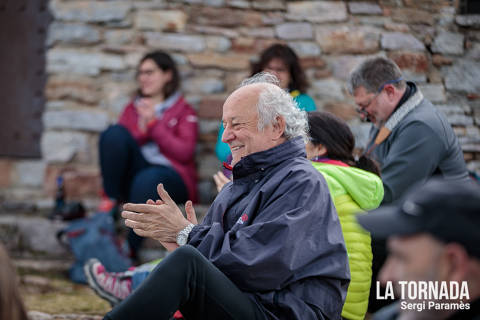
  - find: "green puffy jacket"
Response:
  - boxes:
[312,161,384,320]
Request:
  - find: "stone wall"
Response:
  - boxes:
[1,0,479,208]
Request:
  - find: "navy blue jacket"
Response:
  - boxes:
[188,137,350,320]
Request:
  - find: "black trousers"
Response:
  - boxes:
[104,245,267,320]
[99,124,189,257]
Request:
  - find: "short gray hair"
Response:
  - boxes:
[241,72,308,141]
[347,56,406,95]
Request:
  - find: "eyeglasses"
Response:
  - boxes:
[136,68,159,78]
[355,77,403,116]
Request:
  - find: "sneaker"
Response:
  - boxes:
[97,190,116,213]
[84,258,132,306]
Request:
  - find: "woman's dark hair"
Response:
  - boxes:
[250,44,309,93]
[137,50,180,99]
[308,111,381,176]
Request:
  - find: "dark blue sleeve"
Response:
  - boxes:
[188,169,349,292]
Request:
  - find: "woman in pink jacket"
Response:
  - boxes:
[99,51,198,259]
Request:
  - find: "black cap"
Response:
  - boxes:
[357,178,480,258]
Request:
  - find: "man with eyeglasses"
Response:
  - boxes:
[347,56,468,205]
[347,56,469,312]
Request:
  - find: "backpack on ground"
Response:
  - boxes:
[57,211,132,283]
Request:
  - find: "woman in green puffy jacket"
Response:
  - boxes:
[306,111,384,320]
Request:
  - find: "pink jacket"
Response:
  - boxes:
[118,96,198,203]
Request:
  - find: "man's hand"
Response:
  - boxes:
[213,171,231,193]
[122,184,190,244]
[142,198,198,252]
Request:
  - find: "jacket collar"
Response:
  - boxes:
[232,136,306,179]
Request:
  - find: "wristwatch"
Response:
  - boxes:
[176,223,195,246]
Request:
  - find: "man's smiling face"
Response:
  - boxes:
[221,85,280,167]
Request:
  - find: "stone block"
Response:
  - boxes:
[46,75,100,105]
[206,36,232,52]
[50,0,131,23]
[47,22,100,45]
[104,30,135,46]
[432,31,464,56]
[432,54,453,66]
[444,60,480,94]
[388,51,429,73]
[401,0,450,12]
[1,215,66,256]
[391,8,434,25]
[191,7,263,27]
[466,42,480,60]
[276,23,313,40]
[231,38,279,54]
[199,119,221,136]
[300,57,327,69]
[225,71,250,93]
[43,110,109,133]
[183,78,225,95]
[418,84,446,103]
[381,32,425,51]
[145,32,206,53]
[316,25,380,54]
[239,27,275,39]
[14,161,46,188]
[132,0,168,10]
[188,53,250,70]
[63,169,101,199]
[41,131,89,163]
[323,102,358,121]
[286,1,347,23]
[198,154,222,180]
[188,25,239,38]
[261,12,284,25]
[328,55,379,81]
[228,0,250,9]
[311,78,345,101]
[102,82,137,117]
[252,0,285,10]
[134,10,187,32]
[288,41,321,57]
[384,22,410,33]
[0,159,12,188]
[350,121,372,150]
[401,70,427,83]
[47,49,126,76]
[348,2,383,15]
[356,16,391,27]
[197,96,226,119]
[456,15,480,28]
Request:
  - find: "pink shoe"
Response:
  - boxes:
[84,258,132,306]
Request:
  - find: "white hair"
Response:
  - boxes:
[240,72,308,142]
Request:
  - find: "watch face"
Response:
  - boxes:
[177,233,187,246]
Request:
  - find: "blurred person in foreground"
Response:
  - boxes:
[215,43,316,175]
[357,178,480,320]
[98,50,198,260]
[87,73,349,320]
[0,243,29,320]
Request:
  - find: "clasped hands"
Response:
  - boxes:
[135,97,156,133]
[122,183,197,251]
